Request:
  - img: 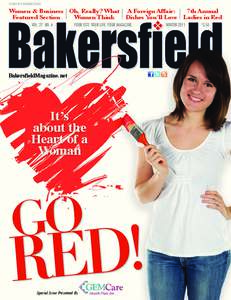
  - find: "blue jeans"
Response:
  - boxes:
[147,249,230,300]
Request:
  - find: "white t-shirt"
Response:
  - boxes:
[142,117,231,257]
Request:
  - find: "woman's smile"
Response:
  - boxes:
[188,94,203,103]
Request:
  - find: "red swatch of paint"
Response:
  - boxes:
[0,82,126,193]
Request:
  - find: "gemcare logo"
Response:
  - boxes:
[79,281,124,295]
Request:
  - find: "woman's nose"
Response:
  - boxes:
[192,81,203,93]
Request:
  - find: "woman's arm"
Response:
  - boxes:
[226,207,231,219]
[135,145,169,203]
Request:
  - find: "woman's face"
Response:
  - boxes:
[180,60,217,114]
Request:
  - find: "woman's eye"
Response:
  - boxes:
[187,77,195,82]
[205,83,213,88]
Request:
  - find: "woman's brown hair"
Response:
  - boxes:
[171,49,231,131]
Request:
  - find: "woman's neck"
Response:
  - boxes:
[180,111,206,129]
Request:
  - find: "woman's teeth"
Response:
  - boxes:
[189,95,202,102]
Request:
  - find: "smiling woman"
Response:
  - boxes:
[135,49,231,300]
[180,61,217,112]
[172,49,230,131]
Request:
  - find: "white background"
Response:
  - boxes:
[1,0,231,299]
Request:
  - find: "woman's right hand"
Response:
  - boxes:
[135,144,169,203]
[143,145,169,177]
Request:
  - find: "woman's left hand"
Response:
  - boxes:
[201,191,231,220]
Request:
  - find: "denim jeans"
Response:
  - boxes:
[147,249,230,300]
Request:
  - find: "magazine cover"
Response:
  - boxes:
[1,0,231,299]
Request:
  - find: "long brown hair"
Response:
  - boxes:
[171,49,231,131]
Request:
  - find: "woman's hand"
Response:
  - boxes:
[135,145,169,203]
[201,190,231,220]
[143,145,169,177]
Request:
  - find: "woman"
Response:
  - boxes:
[135,49,231,300]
